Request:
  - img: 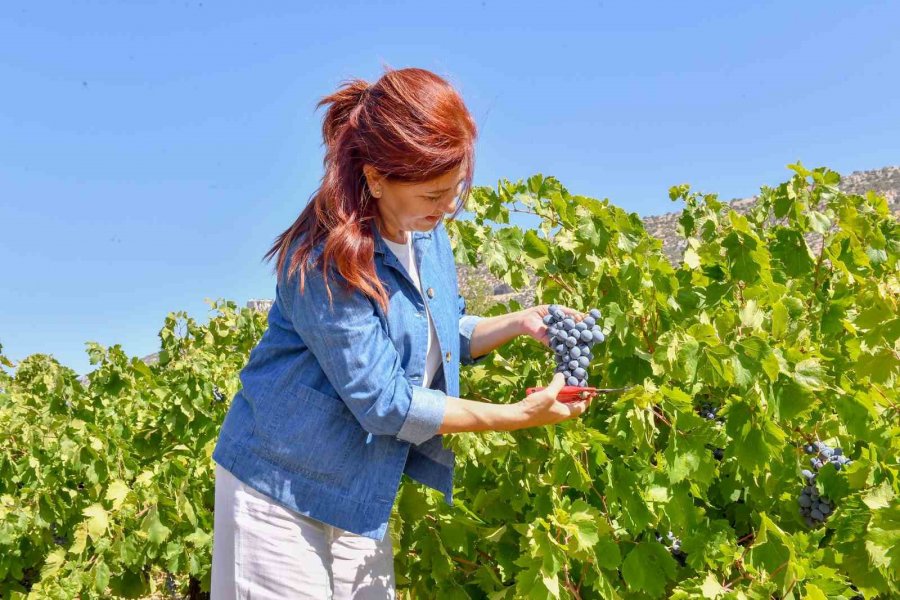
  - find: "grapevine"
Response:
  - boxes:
[1,165,898,599]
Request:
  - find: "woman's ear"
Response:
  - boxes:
[362,164,382,196]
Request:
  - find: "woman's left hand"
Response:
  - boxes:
[518,304,584,348]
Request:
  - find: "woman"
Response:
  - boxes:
[210,67,592,599]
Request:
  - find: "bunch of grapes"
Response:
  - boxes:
[655,530,687,566]
[797,477,834,527]
[697,402,722,423]
[164,572,178,598]
[805,440,852,471]
[50,523,67,547]
[697,401,725,460]
[797,440,851,527]
[543,305,606,387]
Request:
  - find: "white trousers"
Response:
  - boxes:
[211,463,396,599]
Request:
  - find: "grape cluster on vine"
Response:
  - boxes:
[698,401,725,460]
[164,572,178,598]
[544,305,605,387]
[655,530,687,566]
[805,440,852,471]
[797,440,851,527]
[698,401,723,423]
[50,523,67,547]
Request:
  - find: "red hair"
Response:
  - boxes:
[264,66,477,312]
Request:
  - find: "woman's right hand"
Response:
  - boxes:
[512,373,592,430]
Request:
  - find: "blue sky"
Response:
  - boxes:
[2,1,898,377]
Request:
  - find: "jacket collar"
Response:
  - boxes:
[372,223,438,287]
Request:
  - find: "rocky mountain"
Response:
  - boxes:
[122,166,898,374]
[642,166,900,265]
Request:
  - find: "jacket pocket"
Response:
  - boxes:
[253,379,365,485]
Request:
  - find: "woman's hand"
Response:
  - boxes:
[510,373,592,430]
[518,304,584,348]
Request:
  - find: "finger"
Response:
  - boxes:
[546,372,566,396]
[561,306,586,320]
[564,400,584,418]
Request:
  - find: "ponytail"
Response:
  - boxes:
[264,67,477,313]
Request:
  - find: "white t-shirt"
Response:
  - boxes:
[382,234,443,389]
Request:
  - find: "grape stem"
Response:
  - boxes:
[509,206,559,228]
[806,230,828,315]
[652,406,672,428]
[872,383,898,411]
[638,315,656,353]
[548,274,576,295]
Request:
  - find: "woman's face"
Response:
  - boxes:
[363,164,465,243]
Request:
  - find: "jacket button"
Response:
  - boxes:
[445,351,452,362]
[426,287,435,298]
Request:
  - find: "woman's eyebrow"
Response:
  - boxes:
[427,179,465,194]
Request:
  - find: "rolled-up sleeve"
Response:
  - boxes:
[281,256,446,446]
[458,294,489,366]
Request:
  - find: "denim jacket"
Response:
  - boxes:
[212,219,487,542]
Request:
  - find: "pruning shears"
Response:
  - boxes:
[525,385,633,403]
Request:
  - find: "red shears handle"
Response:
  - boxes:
[525,386,631,403]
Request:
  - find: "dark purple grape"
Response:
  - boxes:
[567,376,579,386]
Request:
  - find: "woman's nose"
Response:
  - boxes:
[443,196,462,214]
